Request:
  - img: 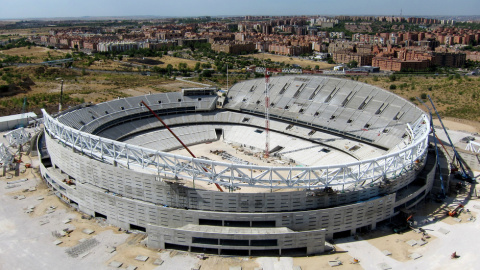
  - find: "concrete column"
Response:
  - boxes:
[371,222,377,230]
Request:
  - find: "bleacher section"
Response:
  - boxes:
[225,76,425,149]
[56,92,218,134]
[95,110,386,164]
[123,125,217,152]
[55,77,424,166]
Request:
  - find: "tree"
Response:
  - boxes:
[194,62,201,72]
[347,60,358,68]
[166,64,173,76]
[178,62,188,70]
[202,69,213,77]
[201,63,212,69]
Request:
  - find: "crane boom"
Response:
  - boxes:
[416,97,445,196]
[141,101,224,192]
[427,96,471,181]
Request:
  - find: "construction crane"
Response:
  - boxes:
[140,101,224,192]
[428,95,473,183]
[416,97,445,197]
[264,70,270,158]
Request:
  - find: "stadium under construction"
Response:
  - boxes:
[38,75,439,256]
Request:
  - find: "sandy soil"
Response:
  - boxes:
[200,256,259,270]
[105,234,162,270]
[293,248,363,270]
[361,228,436,262]
[433,117,480,134]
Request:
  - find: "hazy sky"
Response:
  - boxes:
[1,0,479,19]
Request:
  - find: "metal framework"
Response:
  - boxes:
[466,141,480,154]
[0,143,14,167]
[43,109,429,190]
[3,127,31,147]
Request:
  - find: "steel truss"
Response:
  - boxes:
[3,127,31,147]
[43,109,430,190]
[0,143,14,167]
[466,141,480,154]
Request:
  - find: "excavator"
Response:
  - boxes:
[393,214,414,233]
[448,204,464,217]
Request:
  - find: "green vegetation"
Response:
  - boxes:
[360,74,480,121]
[0,38,33,50]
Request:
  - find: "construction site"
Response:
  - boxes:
[1,75,480,269]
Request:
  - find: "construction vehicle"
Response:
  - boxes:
[448,204,464,217]
[451,252,459,259]
[393,214,414,233]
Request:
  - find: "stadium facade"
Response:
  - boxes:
[38,75,436,256]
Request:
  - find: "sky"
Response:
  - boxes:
[0,0,479,19]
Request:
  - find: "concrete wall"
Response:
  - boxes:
[45,133,423,213]
[147,225,326,256]
[40,128,435,255]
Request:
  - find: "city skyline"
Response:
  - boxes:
[1,0,479,20]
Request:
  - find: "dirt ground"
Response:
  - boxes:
[86,56,204,71]
[360,227,436,262]
[293,247,363,270]
[142,55,204,70]
[105,234,162,270]
[433,117,480,134]
[200,256,260,270]
[245,53,335,70]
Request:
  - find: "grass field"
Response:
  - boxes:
[0,66,198,116]
[0,27,52,37]
[145,56,204,69]
[358,74,480,122]
[244,53,335,70]
[0,46,67,63]
[82,56,205,71]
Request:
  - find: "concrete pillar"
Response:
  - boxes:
[371,222,377,230]
[15,162,20,177]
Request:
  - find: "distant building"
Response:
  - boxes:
[211,41,256,54]
[372,57,430,72]
[333,52,374,66]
